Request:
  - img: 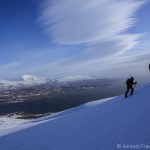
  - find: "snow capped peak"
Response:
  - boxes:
[58,75,95,82]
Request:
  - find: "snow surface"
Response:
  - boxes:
[0,84,150,150]
[0,116,30,137]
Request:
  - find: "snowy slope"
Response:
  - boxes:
[0,117,30,137]
[0,85,150,150]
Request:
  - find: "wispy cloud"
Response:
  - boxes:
[40,0,145,56]
[0,51,149,79]
[0,0,147,80]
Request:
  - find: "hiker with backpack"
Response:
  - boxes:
[125,77,137,98]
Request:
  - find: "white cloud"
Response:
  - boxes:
[84,34,142,58]
[58,75,95,82]
[21,74,46,84]
[40,0,145,56]
[0,52,149,80]
[0,0,146,80]
[0,74,46,90]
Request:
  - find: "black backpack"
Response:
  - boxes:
[126,79,131,85]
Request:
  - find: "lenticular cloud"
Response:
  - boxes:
[40,0,145,56]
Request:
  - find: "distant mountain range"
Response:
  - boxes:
[57,75,95,82]
[0,75,97,91]
[0,75,46,90]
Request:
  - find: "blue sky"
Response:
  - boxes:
[0,0,150,80]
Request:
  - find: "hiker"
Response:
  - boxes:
[125,77,137,98]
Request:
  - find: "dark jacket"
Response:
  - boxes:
[126,78,137,88]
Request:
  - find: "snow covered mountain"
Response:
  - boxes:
[0,75,96,91]
[0,75,96,90]
[0,75,46,90]
[57,75,95,82]
[0,84,150,150]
